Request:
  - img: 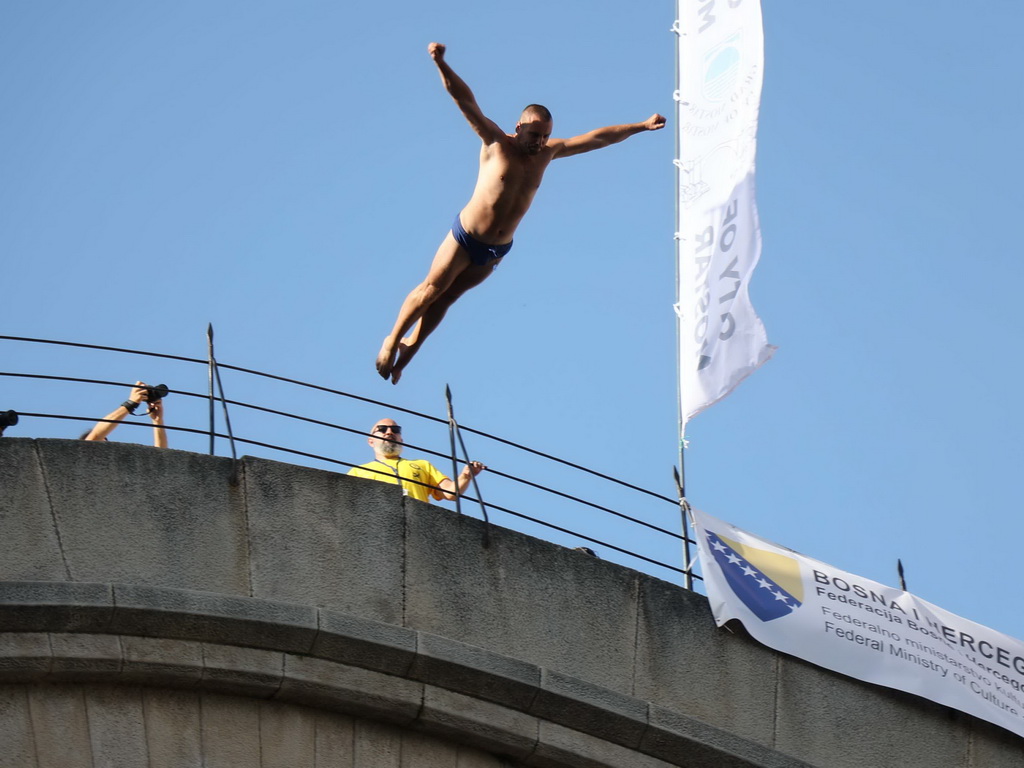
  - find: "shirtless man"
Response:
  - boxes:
[376,42,665,383]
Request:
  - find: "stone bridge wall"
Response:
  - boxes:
[0,438,1020,767]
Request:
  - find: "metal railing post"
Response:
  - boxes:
[207,324,239,484]
[207,324,216,456]
[445,385,462,518]
[446,385,490,547]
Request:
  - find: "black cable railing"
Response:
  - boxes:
[0,334,702,587]
[1,336,679,503]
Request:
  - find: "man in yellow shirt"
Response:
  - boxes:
[347,418,485,503]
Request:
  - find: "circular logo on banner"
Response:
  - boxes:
[702,35,741,102]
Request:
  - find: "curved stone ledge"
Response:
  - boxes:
[0,581,811,768]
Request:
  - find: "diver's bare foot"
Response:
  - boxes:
[390,338,420,385]
[376,338,397,380]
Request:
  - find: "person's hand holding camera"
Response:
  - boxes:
[83,379,169,447]
[127,382,148,409]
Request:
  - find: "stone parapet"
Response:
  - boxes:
[1,438,1021,766]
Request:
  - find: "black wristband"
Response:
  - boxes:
[122,400,139,414]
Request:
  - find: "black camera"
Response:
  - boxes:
[0,410,18,436]
[145,384,169,402]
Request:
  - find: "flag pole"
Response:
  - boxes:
[673,2,694,589]
[674,465,693,590]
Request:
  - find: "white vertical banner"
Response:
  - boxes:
[692,508,1024,740]
[675,0,775,429]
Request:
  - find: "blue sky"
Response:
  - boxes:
[3,3,1024,643]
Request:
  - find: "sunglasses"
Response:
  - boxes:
[372,424,402,435]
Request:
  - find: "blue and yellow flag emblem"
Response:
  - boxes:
[705,530,803,622]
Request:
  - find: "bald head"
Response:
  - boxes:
[368,418,404,459]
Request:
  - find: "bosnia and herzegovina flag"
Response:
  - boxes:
[695,511,803,623]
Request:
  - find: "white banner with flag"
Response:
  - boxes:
[675,0,775,427]
[692,508,1024,739]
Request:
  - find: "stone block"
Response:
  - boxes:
[0,633,51,680]
[313,709,355,768]
[313,608,417,676]
[398,730,458,767]
[0,580,113,632]
[85,685,149,767]
[200,643,284,698]
[966,716,1024,768]
[773,655,968,768]
[200,692,262,765]
[110,584,317,653]
[528,721,678,768]
[120,635,203,687]
[279,654,422,726]
[643,705,815,768]
[354,718,402,767]
[29,684,93,768]
[142,688,203,768]
[0,439,66,581]
[244,457,406,623]
[49,632,122,680]
[530,668,648,749]
[633,575,779,746]
[0,685,37,768]
[417,685,538,760]
[405,506,640,694]
[410,631,541,712]
[259,699,317,767]
[452,750,508,768]
[35,439,250,594]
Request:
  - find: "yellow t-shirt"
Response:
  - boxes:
[347,457,450,502]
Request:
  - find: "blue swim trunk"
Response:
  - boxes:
[452,215,513,266]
